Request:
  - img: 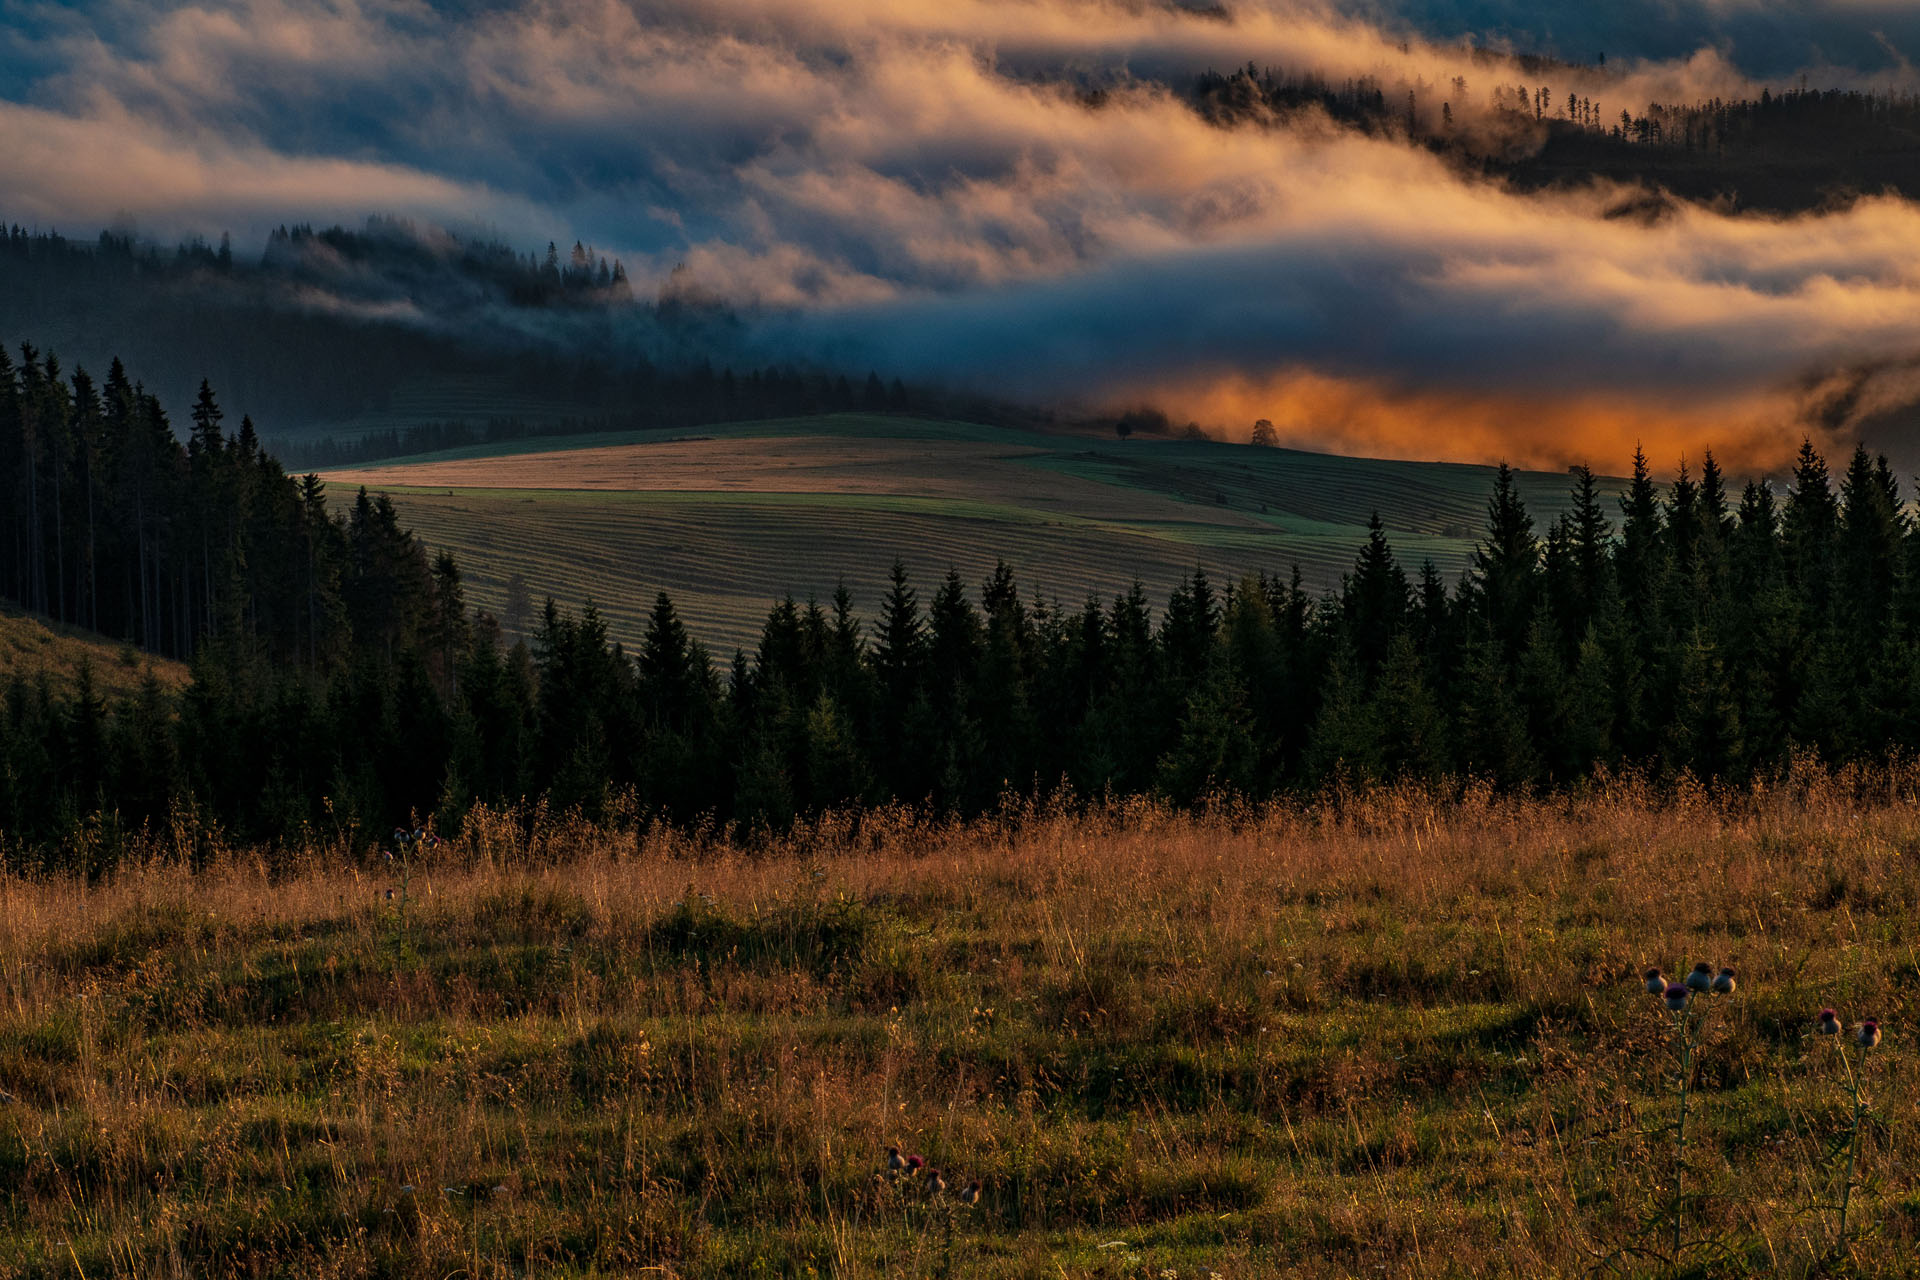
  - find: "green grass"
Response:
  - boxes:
[323,414,1606,652]
[2,779,1917,1277]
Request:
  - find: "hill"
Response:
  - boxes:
[0,604,188,698]
[323,414,1612,653]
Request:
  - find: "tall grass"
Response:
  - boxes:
[2,763,1918,1276]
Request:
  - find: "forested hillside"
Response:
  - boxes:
[1192,66,1920,212]
[5,345,1920,863]
[0,224,944,470]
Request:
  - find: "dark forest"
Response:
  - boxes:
[5,344,1919,866]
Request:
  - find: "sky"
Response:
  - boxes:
[3,0,1920,468]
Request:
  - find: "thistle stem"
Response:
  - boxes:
[1672,995,1695,1264]
[1838,1044,1863,1244]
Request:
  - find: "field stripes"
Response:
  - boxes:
[326,415,1621,653]
[375,487,1472,653]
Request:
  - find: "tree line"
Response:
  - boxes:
[8,350,1920,865]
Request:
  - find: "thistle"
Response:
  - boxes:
[886,1146,906,1178]
[1819,1008,1881,1245]
[957,1179,981,1206]
[925,1168,947,1196]
[1645,967,1666,995]
[1649,955,1739,1267]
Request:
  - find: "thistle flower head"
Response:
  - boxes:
[1665,983,1690,1011]
[1686,962,1714,993]
[1817,1008,1841,1036]
[886,1146,905,1175]
[1712,967,1736,995]
[1858,1019,1882,1049]
[904,1154,925,1172]
[925,1168,946,1195]
[959,1179,982,1205]
[1643,967,1665,995]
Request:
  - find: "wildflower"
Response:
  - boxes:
[1686,962,1714,993]
[1857,1019,1881,1049]
[1665,982,1690,1012]
[904,1154,925,1173]
[925,1168,947,1195]
[1817,1008,1841,1036]
[1644,967,1665,995]
[958,1179,982,1206]
[1712,967,1736,995]
[886,1146,906,1177]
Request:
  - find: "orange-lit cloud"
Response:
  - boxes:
[1146,367,1827,473]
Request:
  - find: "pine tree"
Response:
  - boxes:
[1341,513,1409,678]
[1469,463,1539,656]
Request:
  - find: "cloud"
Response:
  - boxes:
[3,0,1920,469]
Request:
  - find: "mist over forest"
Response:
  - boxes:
[5,0,1920,469]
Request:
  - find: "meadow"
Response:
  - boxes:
[0,604,188,698]
[322,416,1600,651]
[3,769,1918,1278]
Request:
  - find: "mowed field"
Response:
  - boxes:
[324,416,1603,652]
[3,779,1919,1277]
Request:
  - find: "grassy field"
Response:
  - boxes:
[323,415,1606,652]
[0,604,189,698]
[3,773,1918,1277]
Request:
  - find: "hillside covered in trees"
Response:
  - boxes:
[1191,63,1920,213]
[0,222,948,470]
[5,345,1920,864]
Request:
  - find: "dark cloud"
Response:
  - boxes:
[1340,0,1920,77]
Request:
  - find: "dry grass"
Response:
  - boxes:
[4,768,1919,1277]
[0,605,189,698]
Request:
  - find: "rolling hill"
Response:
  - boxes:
[0,604,190,697]
[322,414,1614,654]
